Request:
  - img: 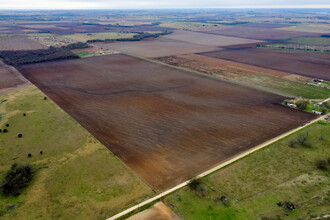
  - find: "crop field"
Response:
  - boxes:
[0,86,153,219]
[155,54,330,99]
[200,47,330,81]
[61,32,138,42]
[286,37,330,46]
[98,38,219,58]
[0,37,47,51]
[0,61,29,95]
[163,30,262,46]
[278,23,330,33]
[18,54,315,192]
[165,121,330,219]
[3,22,174,35]
[201,26,321,40]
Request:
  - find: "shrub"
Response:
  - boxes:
[289,140,297,148]
[23,113,26,116]
[1,164,34,196]
[44,97,47,100]
[189,178,208,196]
[40,151,43,155]
[6,124,9,127]
[0,129,2,132]
[189,178,201,190]
[296,100,309,111]
[17,134,22,138]
[196,183,208,197]
[316,159,328,170]
[3,129,7,133]
[28,153,32,158]
[304,140,313,148]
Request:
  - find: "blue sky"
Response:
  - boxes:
[1,0,330,9]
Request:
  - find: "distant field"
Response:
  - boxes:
[0,37,47,51]
[234,74,330,99]
[165,121,330,219]
[98,38,219,58]
[286,37,330,46]
[0,86,153,219]
[201,26,321,40]
[278,24,330,33]
[199,48,330,81]
[19,54,315,192]
[61,32,138,42]
[159,22,216,30]
[155,54,330,99]
[163,30,262,46]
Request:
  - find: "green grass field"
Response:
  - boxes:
[76,52,96,57]
[0,86,153,220]
[235,74,330,99]
[286,37,330,46]
[165,121,330,220]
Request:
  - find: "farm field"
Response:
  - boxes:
[98,38,219,58]
[278,23,330,33]
[61,32,138,42]
[0,86,153,219]
[164,121,330,220]
[163,30,262,46]
[0,61,29,95]
[18,54,315,192]
[199,48,330,81]
[285,37,330,46]
[201,26,321,40]
[0,37,47,51]
[155,54,330,99]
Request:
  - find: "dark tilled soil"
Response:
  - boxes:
[199,48,330,81]
[19,54,315,191]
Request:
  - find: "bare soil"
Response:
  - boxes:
[0,37,47,51]
[97,38,219,58]
[199,48,330,81]
[127,202,180,220]
[19,54,315,191]
[155,54,292,79]
[163,30,262,46]
[0,60,30,95]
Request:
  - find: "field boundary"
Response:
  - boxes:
[106,114,327,220]
[114,51,293,98]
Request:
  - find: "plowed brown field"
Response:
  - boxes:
[199,48,330,81]
[19,54,315,191]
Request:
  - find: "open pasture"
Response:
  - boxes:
[199,47,330,81]
[98,38,219,58]
[0,37,47,51]
[19,54,315,192]
[0,86,153,219]
[201,26,322,40]
[163,30,262,46]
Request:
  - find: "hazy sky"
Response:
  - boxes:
[1,0,330,9]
